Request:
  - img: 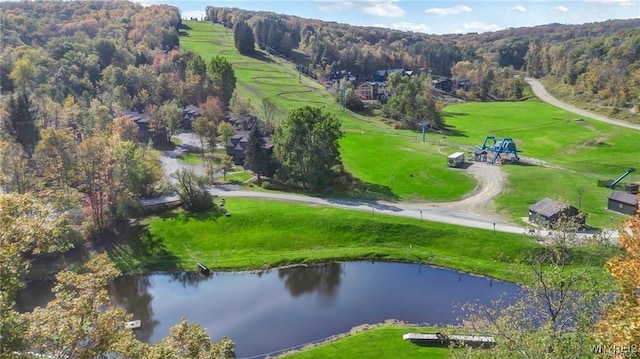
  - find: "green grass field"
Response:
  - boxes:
[111,198,616,284]
[280,325,449,359]
[179,21,640,227]
[180,21,475,201]
[441,102,638,227]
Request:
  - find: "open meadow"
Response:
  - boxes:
[180,20,639,227]
[180,21,476,201]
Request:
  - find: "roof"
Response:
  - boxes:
[117,110,149,124]
[529,198,573,218]
[608,190,639,206]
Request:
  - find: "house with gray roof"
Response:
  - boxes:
[607,190,639,215]
[528,197,585,229]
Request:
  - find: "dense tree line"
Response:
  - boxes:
[207,6,462,77]
[208,6,639,113]
[0,2,238,356]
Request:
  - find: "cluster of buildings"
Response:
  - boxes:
[118,106,272,165]
[329,68,469,101]
[527,187,639,231]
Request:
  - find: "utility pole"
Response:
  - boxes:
[340,86,346,112]
[421,120,427,142]
[297,64,302,83]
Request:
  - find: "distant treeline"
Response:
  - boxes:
[208,6,640,108]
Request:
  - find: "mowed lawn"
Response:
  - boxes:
[179,21,475,201]
[281,325,449,359]
[113,198,616,284]
[180,21,639,227]
[442,102,640,227]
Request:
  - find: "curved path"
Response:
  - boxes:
[147,81,623,238]
[526,78,640,130]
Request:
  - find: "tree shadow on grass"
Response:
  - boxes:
[105,220,182,272]
[246,51,276,64]
[442,124,469,138]
[443,111,470,118]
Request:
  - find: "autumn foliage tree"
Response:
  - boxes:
[75,135,117,232]
[0,139,31,194]
[453,217,612,359]
[595,215,640,350]
[25,254,143,358]
[0,193,71,354]
[23,254,237,358]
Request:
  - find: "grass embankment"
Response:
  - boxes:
[111,198,616,284]
[280,325,449,359]
[180,21,475,201]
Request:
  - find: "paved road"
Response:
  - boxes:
[526,77,640,130]
[146,81,621,239]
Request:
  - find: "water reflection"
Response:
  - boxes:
[278,263,342,301]
[17,261,521,358]
[168,271,211,288]
[109,276,159,343]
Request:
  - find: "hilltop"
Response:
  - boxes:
[206,6,640,122]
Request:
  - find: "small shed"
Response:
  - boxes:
[528,198,584,229]
[473,149,487,162]
[607,190,639,215]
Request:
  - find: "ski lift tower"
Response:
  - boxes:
[476,136,522,164]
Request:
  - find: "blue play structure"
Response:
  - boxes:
[476,136,522,164]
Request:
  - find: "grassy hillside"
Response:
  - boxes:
[129,199,539,279]
[180,21,475,201]
[180,20,639,227]
[112,199,617,285]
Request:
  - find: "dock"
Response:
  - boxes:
[402,333,496,348]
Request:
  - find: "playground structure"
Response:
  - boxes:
[598,167,636,189]
[476,136,522,164]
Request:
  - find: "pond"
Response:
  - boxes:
[18,261,520,358]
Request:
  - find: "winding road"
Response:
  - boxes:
[148,80,629,237]
[525,78,640,130]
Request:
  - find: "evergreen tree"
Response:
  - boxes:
[244,125,268,181]
[3,92,39,156]
[234,21,255,55]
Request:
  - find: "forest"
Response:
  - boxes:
[0,2,239,356]
[208,6,640,113]
[1,1,639,357]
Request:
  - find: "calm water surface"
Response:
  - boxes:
[18,262,519,358]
